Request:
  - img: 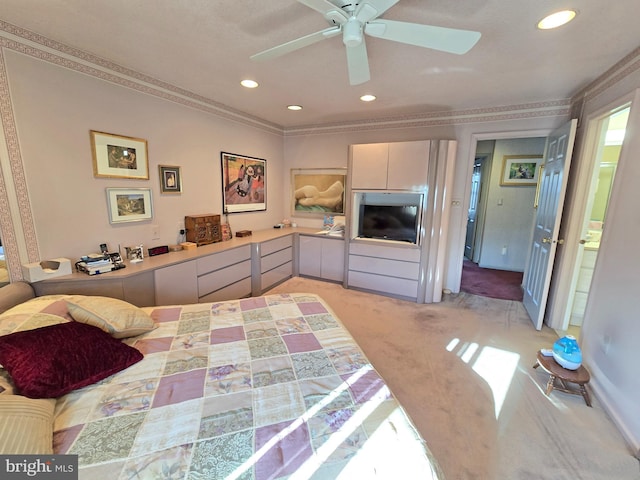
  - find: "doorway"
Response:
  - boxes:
[462,137,546,302]
[562,106,629,332]
[464,154,488,262]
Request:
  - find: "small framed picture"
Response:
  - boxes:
[500,155,543,186]
[159,165,182,194]
[106,188,153,224]
[90,130,149,180]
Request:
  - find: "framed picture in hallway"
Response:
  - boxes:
[221,152,266,213]
[500,155,543,186]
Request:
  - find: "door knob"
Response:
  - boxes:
[579,239,586,244]
[542,237,552,243]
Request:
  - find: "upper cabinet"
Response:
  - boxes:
[350,141,430,190]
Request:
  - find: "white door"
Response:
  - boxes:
[464,159,482,260]
[522,119,577,330]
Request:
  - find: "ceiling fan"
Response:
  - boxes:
[250,0,481,85]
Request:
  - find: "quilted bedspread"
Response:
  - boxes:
[52,293,443,479]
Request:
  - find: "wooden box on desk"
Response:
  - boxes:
[185,214,221,246]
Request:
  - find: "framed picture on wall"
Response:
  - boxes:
[500,155,543,186]
[106,188,153,224]
[290,168,347,216]
[90,130,149,180]
[221,152,266,213]
[159,165,182,194]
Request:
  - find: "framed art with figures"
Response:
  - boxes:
[91,130,149,180]
[290,168,346,217]
[221,152,266,213]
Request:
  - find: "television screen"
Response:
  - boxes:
[359,204,419,243]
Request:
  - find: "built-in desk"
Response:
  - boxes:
[33,228,322,306]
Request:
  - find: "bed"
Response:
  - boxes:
[0,283,443,479]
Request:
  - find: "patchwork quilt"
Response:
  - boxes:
[52,293,443,479]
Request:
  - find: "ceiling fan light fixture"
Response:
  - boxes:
[287,105,303,111]
[343,18,363,47]
[537,10,577,30]
[360,94,376,102]
[240,79,259,88]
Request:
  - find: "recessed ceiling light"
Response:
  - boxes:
[240,79,258,88]
[537,10,577,30]
[360,94,376,102]
[287,105,302,111]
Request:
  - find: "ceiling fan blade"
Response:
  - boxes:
[251,26,340,61]
[365,19,481,54]
[345,40,370,85]
[355,0,400,23]
[297,0,344,16]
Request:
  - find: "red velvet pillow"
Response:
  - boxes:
[0,321,143,399]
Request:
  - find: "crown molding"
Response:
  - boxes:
[2,20,637,139]
[283,101,571,136]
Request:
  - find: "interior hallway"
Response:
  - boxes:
[460,259,524,301]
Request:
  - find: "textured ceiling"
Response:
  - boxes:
[1,1,638,129]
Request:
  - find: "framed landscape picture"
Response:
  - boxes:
[500,155,543,186]
[221,152,266,213]
[91,130,149,180]
[106,188,153,224]
[291,168,347,216]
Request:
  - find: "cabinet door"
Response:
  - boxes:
[350,143,389,189]
[387,141,430,190]
[321,238,345,281]
[299,236,323,277]
[154,260,198,306]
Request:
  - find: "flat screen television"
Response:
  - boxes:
[358,204,420,244]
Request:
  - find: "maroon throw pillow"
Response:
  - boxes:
[0,321,143,399]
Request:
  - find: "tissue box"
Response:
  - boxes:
[22,258,72,283]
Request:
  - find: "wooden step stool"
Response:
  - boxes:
[533,350,592,406]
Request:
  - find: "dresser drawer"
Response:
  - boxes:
[198,259,251,297]
[197,245,251,276]
[261,235,293,256]
[261,247,293,274]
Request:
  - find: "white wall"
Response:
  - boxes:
[478,137,546,270]
[4,51,284,262]
[572,85,640,455]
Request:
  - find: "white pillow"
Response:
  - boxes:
[66,296,156,338]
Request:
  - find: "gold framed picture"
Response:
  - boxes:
[500,155,543,186]
[91,130,149,180]
[290,168,346,216]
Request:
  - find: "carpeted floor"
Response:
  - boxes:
[266,277,639,480]
[460,259,524,301]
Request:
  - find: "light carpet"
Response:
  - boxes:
[266,277,640,480]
